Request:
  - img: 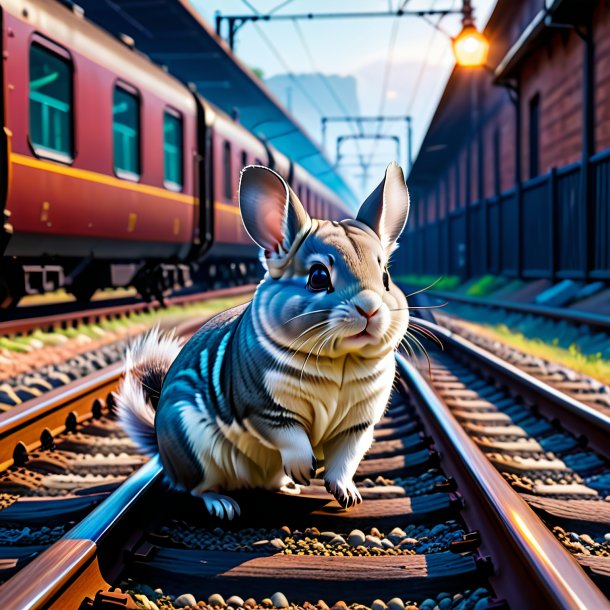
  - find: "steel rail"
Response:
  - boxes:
[413,317,610,460]
[0,284,256,336]
[0,363,121,471]
[0,457,163,610]
[415,286,610,332]
[397,354,610,610]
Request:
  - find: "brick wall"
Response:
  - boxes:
[595,1,610,151]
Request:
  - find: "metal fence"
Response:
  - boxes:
[401,151,610,280]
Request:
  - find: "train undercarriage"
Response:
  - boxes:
[0,255,262,310]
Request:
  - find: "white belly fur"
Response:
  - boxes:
[264,351,395,447]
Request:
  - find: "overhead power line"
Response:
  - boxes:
[238,1,325,119]
[365,16,401,169]
[291,20,367,172]
[216,6,462,51]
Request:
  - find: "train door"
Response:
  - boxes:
[190,94,213,260]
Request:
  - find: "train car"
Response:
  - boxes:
[0,0,202,305]
[0,0,355,307]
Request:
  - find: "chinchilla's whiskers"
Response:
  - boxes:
[300,327,334,389]
[406,331,432,374]
[399,336,416,360]
[388,303,447,311]
[283,309,334,326]
[404,277,443,299]
[408,322,444,350]
[315,329,337,374]
[284,321,331,369]
[276,321,330,371]
[284,321,329,353]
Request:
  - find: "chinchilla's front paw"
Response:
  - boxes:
[324,477,362,509]
[281,448,317,486]
[195,491,241,520]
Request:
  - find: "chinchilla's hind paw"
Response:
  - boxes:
[324,478,362,509]
[196,491,241,520]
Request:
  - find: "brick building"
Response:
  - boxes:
[400,0,610,282]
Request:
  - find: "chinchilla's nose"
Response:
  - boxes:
[353,290,382,320]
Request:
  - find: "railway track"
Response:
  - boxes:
[0,287,254,594]
[434,313,610,416]
[408,286,610,333]
[0,286,256,411]
[0,285,257,338]
[0,315,608,609]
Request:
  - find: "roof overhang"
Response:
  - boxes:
[494,0,597,85]
[493,9,546,84]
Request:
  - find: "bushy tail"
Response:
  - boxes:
[114,326,183,456]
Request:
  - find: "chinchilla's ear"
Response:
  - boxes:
[355,162,410,254]
[239,165,311,277]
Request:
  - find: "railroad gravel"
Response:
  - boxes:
[429,352,610,560]
[157,521,465,556]
[553,526,610,557]
[358,470,446,496]
[124,586,494,610]
[0,525,66,546]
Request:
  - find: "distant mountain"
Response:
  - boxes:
[264,73,360,147]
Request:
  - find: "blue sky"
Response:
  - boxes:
[192,0,496,198]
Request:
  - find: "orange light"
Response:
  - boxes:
[452,25,489,68]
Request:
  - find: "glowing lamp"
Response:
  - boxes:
[452,25,489,68]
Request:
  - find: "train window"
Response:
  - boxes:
[241,150,248,170]
[29,43,73,161]
[113,85,140,179]
[163,110,183,190]
[223,141,232,200]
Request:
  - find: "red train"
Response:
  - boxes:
[0,0,351,307]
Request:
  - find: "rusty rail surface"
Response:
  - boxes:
[0,457,164,610]
[0,363,122,471]
[397,355,610,610]
[0,287,256,608]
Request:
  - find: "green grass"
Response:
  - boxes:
[396,275,461,292]
[464,275,509,298]
[481,323,610,384]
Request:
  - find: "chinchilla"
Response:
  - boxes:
[115,162,410,519]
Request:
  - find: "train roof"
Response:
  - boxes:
[69,0,358,211]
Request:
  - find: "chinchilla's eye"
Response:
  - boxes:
[383,268,390,291]
[307,263,332,292]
